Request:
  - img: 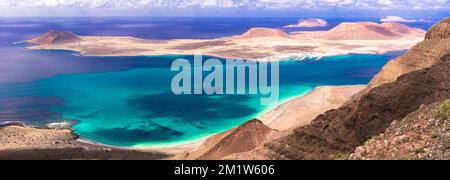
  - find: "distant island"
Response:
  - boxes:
[285,18,329,28]
[26,22,425,60]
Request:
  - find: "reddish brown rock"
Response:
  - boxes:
[238,28,290,39]
[325,22,426,40]
[176,119,277,160]
[29,30,81,45]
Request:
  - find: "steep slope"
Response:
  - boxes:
[28,30,81,45]
[175,120,277,160]
[349,100,450,160]
[369,18,450,88]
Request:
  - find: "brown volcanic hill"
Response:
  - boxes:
[222,18,450,160]
[28,30,81,45]
[176,119,277,160]
[238,28,290,39]
[381,22,425,35]
[324,22,426,40]
[369,18,450,88]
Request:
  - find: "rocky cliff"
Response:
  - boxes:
[349,100,450,160]
[260,54,450,160]
[201,18,450,160]
[369,18,450,88]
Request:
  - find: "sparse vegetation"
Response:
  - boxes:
[403,156,418,161]
[414,148,425,154]
[445,141,450,150]
[335,152,349,160]
[436,101,450,118]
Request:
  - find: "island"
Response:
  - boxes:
[26,22,425,61]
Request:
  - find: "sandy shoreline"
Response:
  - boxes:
[260,85,366,131]
[0,85,366,159]
[26,22,425,61]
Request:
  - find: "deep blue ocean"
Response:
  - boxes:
[0,17,437,147]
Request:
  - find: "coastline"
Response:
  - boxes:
[260,85,366,131]
[26,37,423,61]
[0,85,366,159]
[26,22,425,61]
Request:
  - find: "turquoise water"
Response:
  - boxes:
[0,53,397,147]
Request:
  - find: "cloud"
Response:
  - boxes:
[380,16,428,22]
[285,18,329,28]
[0,0,449,16]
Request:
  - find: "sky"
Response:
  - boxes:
[0,0,449,18]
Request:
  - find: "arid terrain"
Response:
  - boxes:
[0,125,168,160]
[26,22,425,60]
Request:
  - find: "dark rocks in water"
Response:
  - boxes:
[28,30,82,45]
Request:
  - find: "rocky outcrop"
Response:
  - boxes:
[369,18,450,88]
[349,100,450,160]
[324,22,426,40]
[28,30,81,45]
[0,125,169,160]
[176,120,277,160]
[425,18,450,40]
